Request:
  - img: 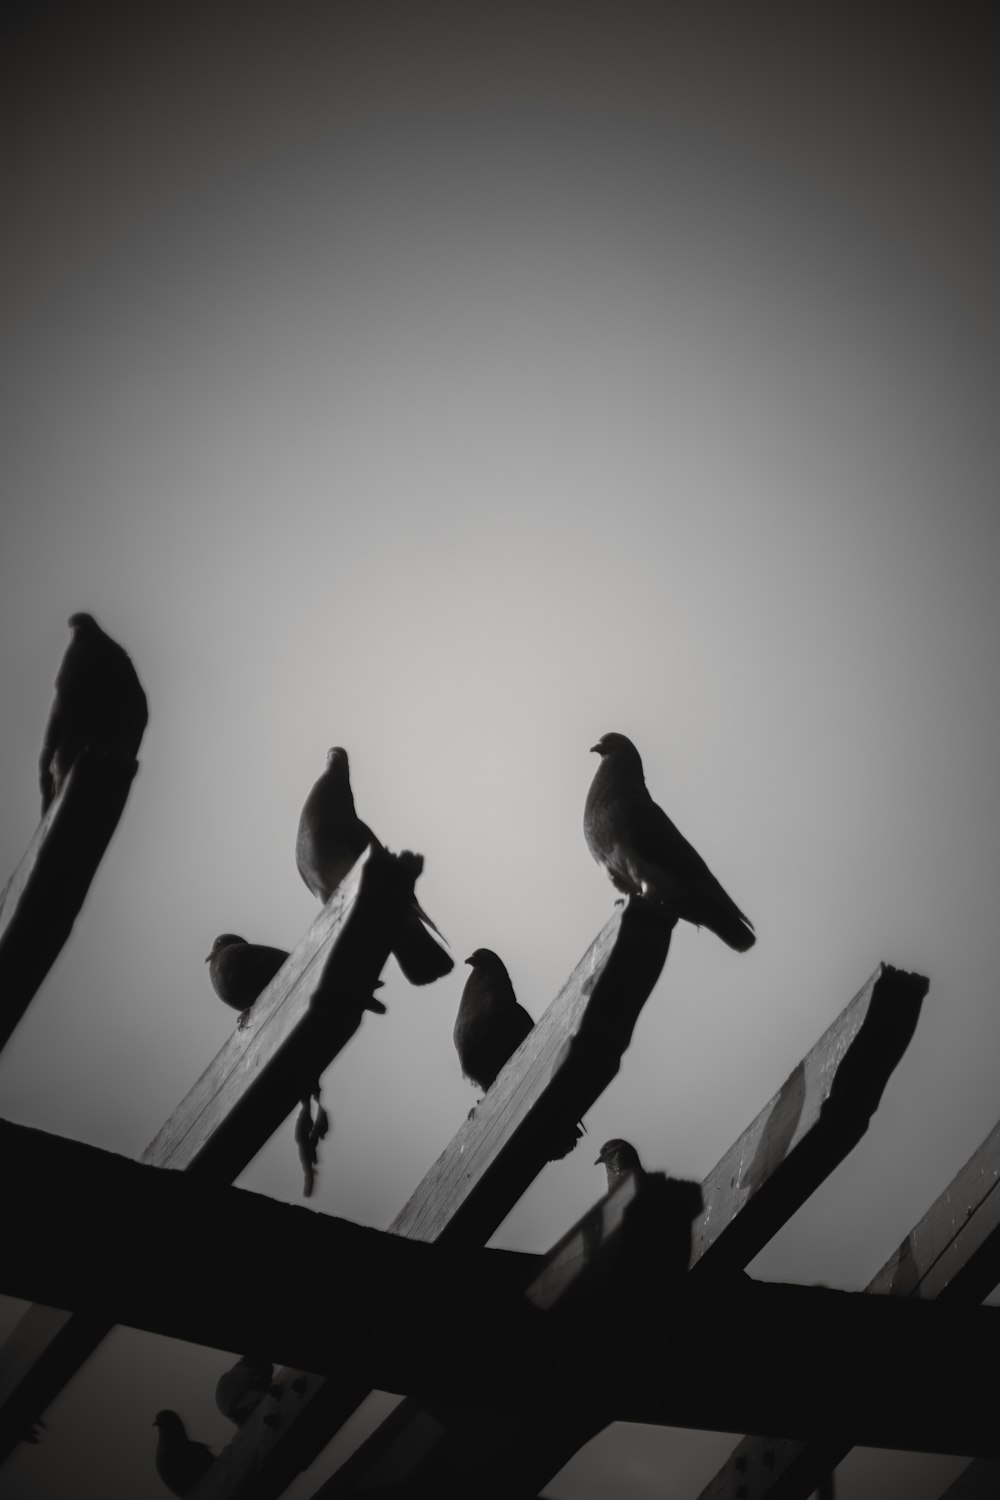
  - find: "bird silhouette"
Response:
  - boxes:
[595,1137,645,1190]
[455,947,583,1159]
[295,747,452,984]
[584,732,755,951]
[206,934,290,1029]
[152,1410,214,1497]
[215,1354,279,1427]
[39,611,148,812]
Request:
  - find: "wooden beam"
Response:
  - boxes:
[178,900,675,1499]
[696,1111,1000,1500]
[0,1118,540,1390]
[937,1461,1000,1499]
[308,963,927,1498]
[0,746,138,1054]
[0,845,416,1464]
[317,1171,703,1498]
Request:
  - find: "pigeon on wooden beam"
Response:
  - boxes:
[455,947,584,1160]
[152,1410,214,1497]
[584,732,755,951]
[206,933,388,1030]
[295,746,453,984]
[39,611,149,813]
[215,1354,280,1427]
[595,1137,646,1190]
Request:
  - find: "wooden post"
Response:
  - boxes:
[0,747,138,1054]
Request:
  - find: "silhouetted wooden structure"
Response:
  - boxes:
[2,675,998,1500]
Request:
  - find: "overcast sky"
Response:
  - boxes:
[1,6,998,1498]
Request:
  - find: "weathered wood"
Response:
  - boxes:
[315,962,926,1497]
[697,1110,1000,1500]
[691,962,927,1277]
[0,1118,540,1390]
[0,845,415,1464]
[317,1171,703,1497]
[0,746,138,1054]
[181,901,674,1499]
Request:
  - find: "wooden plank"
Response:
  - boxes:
[317,1172,703,1497]
[0,845,416,1464]
[310,962,926,1498]
[696,1112,1000,1500]
[181,900,675,1499]
[0,746,138,1054]
[0,1118,541,1391]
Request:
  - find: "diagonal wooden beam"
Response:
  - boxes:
[937,1460,1000,1499]
[0,845,416,1464]
[318,962,927,1497]
[696,1110,1000,1500]
[0,746,139,1054]
[181,900,675,1499]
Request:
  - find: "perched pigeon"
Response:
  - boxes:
[295,747,453,984]
[215,1354,279,1427]
[455,947,583,1159]
[295,1083,330,1197]
[584,732,755,951]
[39,612,148,813]
[595,1137,645,1190]
[206,934,290,1029]
[152,1410,214,1497]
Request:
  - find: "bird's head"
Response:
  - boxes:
[590,732,641,763]
[595,1137,643,1173]
[206,934,246,963]
[152,1410,183,1434]
[465,947,502,969]
[325,746,350,774]
[67,612,99,633]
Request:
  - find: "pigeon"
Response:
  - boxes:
[215,1354,279,1427]
[152,1410,214,1497]
[455,947,583,1159]
[39,612,148,813]
[295,747,453,985]
[295,1083,330,1197]
[595,1137,646,1190]
[584,732,755,951]
[206,934,290,1030]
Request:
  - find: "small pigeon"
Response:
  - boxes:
[294,1083,330,1197]
[455,947,583,1159]
[295,747,453,985]
[39,611,148,813]
[152,1410,214,1497]
[595,1137,646,1190]
[215,1354,279,1427]
[584,732,755,951]
[206,934,290,1029]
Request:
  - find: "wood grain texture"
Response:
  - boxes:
[181,900,674,1499]
[697,1110,1000,1500]
[0,845,415,1464]
[0,747,138,1054]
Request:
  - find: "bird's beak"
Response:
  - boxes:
[594,1153,603,1165]
[204,953,212,962]
[464,955,473,965]
[590,743,601,754]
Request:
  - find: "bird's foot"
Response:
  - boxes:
[237,1008,252,1031]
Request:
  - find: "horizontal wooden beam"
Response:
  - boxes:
[0,1119,539,1390]
[697,1109,1000,1500]
[320,962,926,1497]
[0,846,415,1465]
[0,746,138,1055]
[183,901,675,1499]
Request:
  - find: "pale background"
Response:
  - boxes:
[1,6,998,1498]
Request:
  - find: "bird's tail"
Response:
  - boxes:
[700,896,756,952]
[392,906,454,984]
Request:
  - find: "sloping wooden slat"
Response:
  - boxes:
[181,900,675,1499]
[308,963,927,1497]
[0,747,138,1054]
[0,845,414,1463]
[696,1112,1000,1500]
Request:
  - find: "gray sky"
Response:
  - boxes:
[1,6,998,1497]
